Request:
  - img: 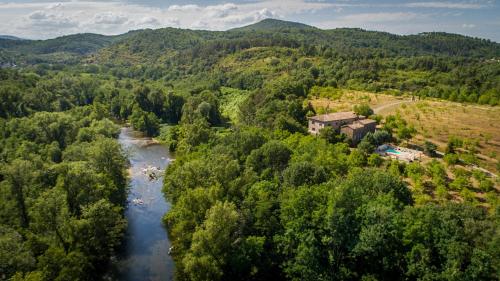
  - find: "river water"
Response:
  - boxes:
[116,127,174,281]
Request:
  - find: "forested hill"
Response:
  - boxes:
[230,18,317,31]
[82,22,500,60]
[1,18,499,281]
[0,35,24,40]
[1,18,499,65]
[1,19,499,105]
[0,32,139,64]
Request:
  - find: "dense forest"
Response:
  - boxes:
[0,19,499,280]
[2,19,500,105]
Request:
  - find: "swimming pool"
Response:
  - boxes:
[386,148,401,154]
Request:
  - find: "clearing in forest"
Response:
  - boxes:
[308,89,500,173]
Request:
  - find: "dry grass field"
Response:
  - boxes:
[308,90,404,112]
[309,90,500,174]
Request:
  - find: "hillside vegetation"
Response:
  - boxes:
[2,19,498,105]
[0,19,499,281]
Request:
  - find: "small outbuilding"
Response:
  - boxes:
[340,119,377,144]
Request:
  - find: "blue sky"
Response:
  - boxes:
[0,0,498,41]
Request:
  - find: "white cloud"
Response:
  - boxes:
[339,12,420,23]
[0,0,496,41]
[462,23,476,28]
[137,16,160,25]
[0,0,335,39]
[316,12,424,30]
[405,2,486,9]
[167,4,200,12]
[205,3,238,18]
[28,10,49,20]
[94,12,128,25]
[26,9,79,29]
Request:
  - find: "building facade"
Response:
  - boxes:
[308,111,377,144]
[307,111,359,135]
[340,119,377,144]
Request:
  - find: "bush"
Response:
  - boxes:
[353,103,374,117]
[319,127,346,144]
[444,153,459,165]
[367,153,383,167]
[283,161,327,187]
[479,179,494,192]
[449,176,470,191]
[423,141,437,156]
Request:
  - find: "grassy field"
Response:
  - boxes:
[308,90,406,113]
[308,90,500,174]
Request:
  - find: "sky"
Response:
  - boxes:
[0,0,499,42]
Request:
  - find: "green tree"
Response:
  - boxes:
[348,149,366,167]
[367,153,383,167]
[74,200,126,266]
[427,160,447,187]
[176,118,213,153]
[246,141,292,175]
[372,130,392,145]
[353,104,374,117]
[318,127,346,144]
[182,201,240,281]
[444,153,459,165]
[396,125,415,143]
[403,204,497,281]
[130,105,160,136]
[283,161,327,187]
[30,189,73,252]
[2,160,39,228]
[0,226,35,279]
[423,141,437,156]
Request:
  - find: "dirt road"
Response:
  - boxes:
[373,99,412,114]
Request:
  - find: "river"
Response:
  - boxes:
[116,127,175,281]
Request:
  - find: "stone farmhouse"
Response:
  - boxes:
[308,111,377,144]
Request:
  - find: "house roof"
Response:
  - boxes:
[342,123,364,130]
[341,119,377,130]
[358,119,377,125]
[308,111,358,122]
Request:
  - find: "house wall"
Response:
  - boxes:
[340,123,377,144]
[363,122,377,132]
[340,127,354,139]
[308,117,358,134]
[352,128,366,143]
[308,120,322,134]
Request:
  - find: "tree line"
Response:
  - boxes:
[0,73,129,280]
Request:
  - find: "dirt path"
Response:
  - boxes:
[373,99,412,114]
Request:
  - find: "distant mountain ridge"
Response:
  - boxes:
[0,35,24,40]
[230,18,317,31]
[1,19,499,65]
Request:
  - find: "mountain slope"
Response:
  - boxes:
[0,32,137,64]
[1,19,500,65]
[230,18,316,31]
[0,35,24,40]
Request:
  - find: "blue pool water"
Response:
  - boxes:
[386,148,401,154]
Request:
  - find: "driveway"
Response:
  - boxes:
[373,100,413,114]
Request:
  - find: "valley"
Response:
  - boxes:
[0,18,498,281]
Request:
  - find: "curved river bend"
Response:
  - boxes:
[117,127,174,281]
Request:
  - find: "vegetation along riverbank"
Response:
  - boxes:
[0,19,498,280]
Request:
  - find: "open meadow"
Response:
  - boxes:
[309,90,500,174]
